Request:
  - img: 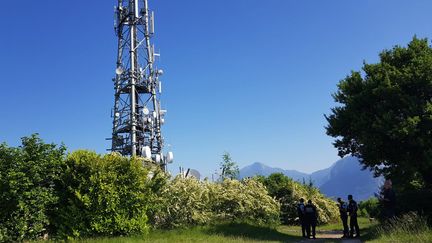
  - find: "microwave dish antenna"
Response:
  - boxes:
[108,0,172,172]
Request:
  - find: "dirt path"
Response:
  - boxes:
[295,231,362,243]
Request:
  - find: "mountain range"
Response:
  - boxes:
[239,156,383,201]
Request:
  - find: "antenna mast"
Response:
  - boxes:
[110,0,172,171]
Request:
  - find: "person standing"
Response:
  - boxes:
[347,195,360,238]
[337,197,349,238]
[297,198,307,238]
[381,179,396,220]
[304,200,318,239]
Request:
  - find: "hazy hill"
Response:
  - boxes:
[239,156,383,201]
[239,162,309,182]
[318,156,383,201]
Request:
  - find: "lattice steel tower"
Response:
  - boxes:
[110,0,172,170]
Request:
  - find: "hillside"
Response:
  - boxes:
[239,157,383,201]
[318,157,383,201]
[239,162,309,181]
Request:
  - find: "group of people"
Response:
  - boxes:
[337,195,360,238]
[297,198,318,239]
[297,180,396,239]
[297,195,360,239]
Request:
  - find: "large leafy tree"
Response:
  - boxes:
[326,37,432,189]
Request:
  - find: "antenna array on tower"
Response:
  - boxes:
[109,0,172,171]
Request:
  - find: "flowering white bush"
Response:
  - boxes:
[149,177,280,228]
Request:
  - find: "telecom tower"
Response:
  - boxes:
[110,0,172,171]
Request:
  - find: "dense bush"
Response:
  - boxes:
[149,177,280,228]
[54,151,153,239]
[394,186,432,221]
[0,135,66,242]
[0,134,341,241]
[359,197,380,218]
[149,176,212,228]
[256,173,339,224]
[211,179,280,225]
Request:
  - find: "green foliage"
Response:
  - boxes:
[0,135,337,241]
[393,187,432,222]
[0,134,66,242]
[149,177,280,229]
[256,173,339,224]
[55,151,152,239]
[220,152,239,180]
[371,212,432,242]
[211,179,280,225]
[326,37,432,187]
[149,176,213,228]
[359,197,380,218]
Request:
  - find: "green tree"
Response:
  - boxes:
[219,152,239,180]
[326,37,432,187]
[0,134,66,242]
[256,173,293,200]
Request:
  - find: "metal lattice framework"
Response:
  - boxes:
[109,0,171,171]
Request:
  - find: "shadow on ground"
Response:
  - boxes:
[358,223,380,242]
[204,223,303,242]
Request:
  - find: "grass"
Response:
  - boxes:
[364,213,432,243]
[41,216,432,242]
[73,223,303,243]
[69,218,374,243]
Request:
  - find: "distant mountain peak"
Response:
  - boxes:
[239,162,308,182]
[250,162,266,167]
[239,156,383,201]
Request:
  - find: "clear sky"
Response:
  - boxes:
[1,0,431,176]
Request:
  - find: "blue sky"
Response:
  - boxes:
[1,0,431,175]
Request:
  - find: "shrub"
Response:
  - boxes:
[55,151,152,239]
[211,179,280,225]
[149,177,280,229]
[149,176,213,228]
[256,173,339,224]
[0,134,66,242]
[394,187,432,221]
[359,197,380,218]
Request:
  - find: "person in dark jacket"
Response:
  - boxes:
[297,198,306,238]
[381,179,396,220]
[347,195,360,238]
[337,197,349,238]
[304,200,318,239]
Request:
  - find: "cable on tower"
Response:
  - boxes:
[108,0,173,171]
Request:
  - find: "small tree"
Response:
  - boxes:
[219,152,239,180]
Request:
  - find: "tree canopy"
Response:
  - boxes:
[326,37,432,189]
